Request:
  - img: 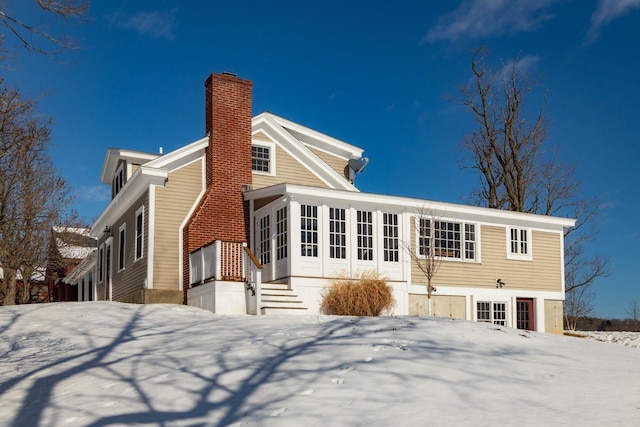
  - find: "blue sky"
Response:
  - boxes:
[5,0,639,318]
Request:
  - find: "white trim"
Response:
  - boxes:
[147,187,156,289]
[244,183,576,230]
[101,148,159,184]
[178,157,207,291]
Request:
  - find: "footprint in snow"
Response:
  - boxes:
[331,378,344,385]
[271,407,286,416]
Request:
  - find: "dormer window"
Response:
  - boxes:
[251,142,275,175]
[113,163,125,197]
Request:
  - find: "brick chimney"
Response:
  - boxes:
[183,73,253,294]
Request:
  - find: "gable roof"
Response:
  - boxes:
[100,148,160,184]
[252,112,364,191]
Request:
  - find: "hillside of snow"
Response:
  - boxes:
[1,302,639,426]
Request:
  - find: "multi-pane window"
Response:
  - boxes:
[300,205,318,257]
[329,208,346,259]
[259,215,271,265]
[510,228,528,255]
[383,213,399,262]
[276,207,288,260]
[434,221,461,258]
[477,301,507,326]
[465,224,476,260]
[419,218,431,256]
[135,207,144,261]
[419,219,477,261]
[357,210,373,261]
[251,145,270,173]
[118,224,126,271]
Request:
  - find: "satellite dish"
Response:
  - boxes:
[348,157,369,183]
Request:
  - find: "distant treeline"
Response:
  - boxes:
[571,317,640,332]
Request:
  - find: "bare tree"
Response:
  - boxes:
[455,46,609,316]
[404,208,441,316]
[564,284,594,331]
[626,300,639,332]
[0,0,87,58]
[0,81,75,305]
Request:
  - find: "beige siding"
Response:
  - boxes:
[252,145,326,189]
[410,222,563,292]
[408,294,466,318]
[153,159,204,290]
[307,147,349,180]
[544,299,564,334]
[110,192,149,301]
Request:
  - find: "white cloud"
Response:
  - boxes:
[424,0,560,43]
[81,185,110,203]
[109,10,177,40]
[588,0,640,42]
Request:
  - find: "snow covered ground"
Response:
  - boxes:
[574,331,640,348]
[1,302,639,427]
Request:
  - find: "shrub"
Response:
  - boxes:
[320,271,394,316]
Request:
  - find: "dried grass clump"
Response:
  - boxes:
[321,271,394,316]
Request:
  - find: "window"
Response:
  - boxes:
[418,219,477,261]
[135,206,144,261]
[98,245,104,282]
[383,213,399,262]
[113,163,125,197]
[276,207,288,260]
[329,208,346,259]
[507,227,532,260]
[418,218,431,256]
[259,215,271,265]
[118,224,126,271]
[300,205,318,257]
[88,271,93,301]
[252,145,270,173]
[477,301,507,326]
[357,210,373,261]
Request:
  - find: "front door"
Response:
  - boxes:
[516,298,535,331]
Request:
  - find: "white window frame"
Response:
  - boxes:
[276,206,288,261]
[118,223,126,272]
[135,206,144,261]
[251,141,276,176]
[476,301,508,326]
[383,213,399,263]
[300,205,318,257]
[356,210,374,261]
[506,227,532,261]
[416,217,479,262]
[329,207,347,259]
[259,215,271,265]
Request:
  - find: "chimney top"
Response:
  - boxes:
[221,71,237,77]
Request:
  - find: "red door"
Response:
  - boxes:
[516,298,535,331]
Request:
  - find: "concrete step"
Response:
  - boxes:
[261,282,290,291]
[260,299,304,308]
[261,289,299,297]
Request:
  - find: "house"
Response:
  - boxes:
[89,72,575,334]
[45,227,97,302]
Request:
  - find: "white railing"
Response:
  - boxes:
[218,241,244,281]
[242,245,263,315]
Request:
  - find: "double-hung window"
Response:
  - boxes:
[251,144,273,174]
[507,227,532,260]
[135,206,144,261]
[118,224,126,271]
